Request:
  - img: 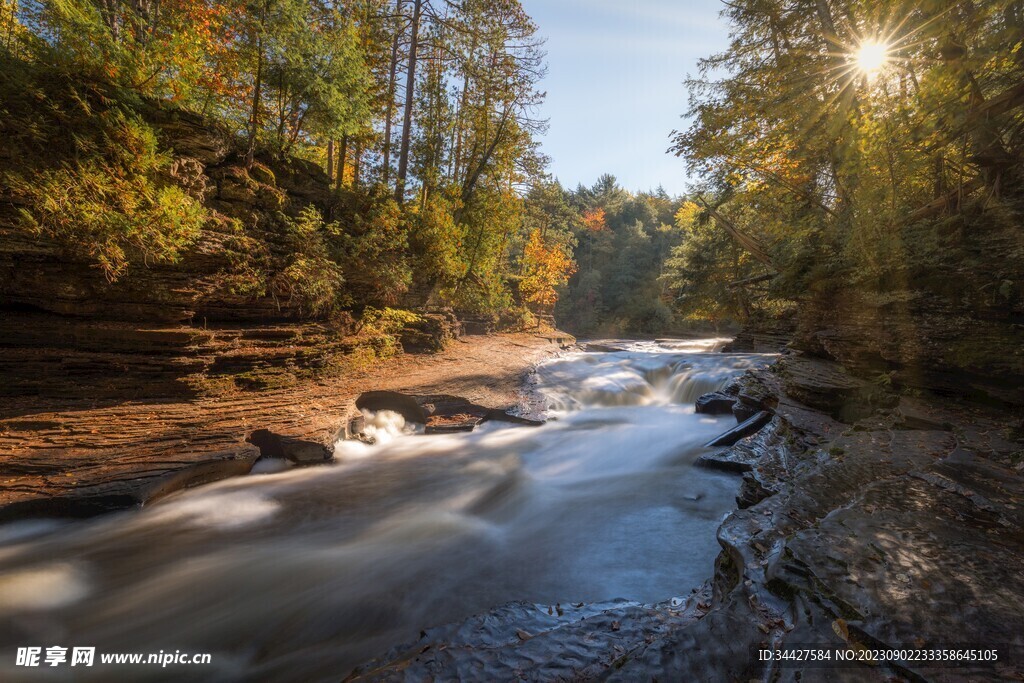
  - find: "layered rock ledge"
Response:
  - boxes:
[0,333,565,521]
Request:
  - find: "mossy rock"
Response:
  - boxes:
[249,162,276,185]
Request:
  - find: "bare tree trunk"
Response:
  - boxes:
[457,104,513,213]
[97,0,120,41]
[353,139,362,188]
[382,0,403,186]
[126,0,159,45]
[327,139,335,185]
[245,43,263,168]
[959,69,1011,187]
[452,76,470,182]
[245,1,269,169]
[394,0,422,204]
[4,0,19,49]
[814,0,839,45]
[336,134,348,190]
[696,197,775,268]
[456,222,487,293]
[452,30,476,183]
[275,70,287,154]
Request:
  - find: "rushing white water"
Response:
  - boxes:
[0,339,771,681]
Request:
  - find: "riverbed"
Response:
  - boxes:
[0,339,772,681]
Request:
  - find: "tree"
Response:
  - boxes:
[393,0,420,202]
[519,228,575,313]
[555,176,686,335]
[672,0,1024,298]
[7,0,565,320]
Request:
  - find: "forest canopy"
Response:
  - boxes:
[3,0,1019,337]
[0,0,579,325]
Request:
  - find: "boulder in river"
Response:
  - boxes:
[353,390,543,437]
[695,391,737,415]
[246,429,332,465]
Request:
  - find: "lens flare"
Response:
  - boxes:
[855,41,889,75]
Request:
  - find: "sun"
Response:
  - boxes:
[855,41,890,76]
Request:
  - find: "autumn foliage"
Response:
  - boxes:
[519,229,576,311]
[2,0,572,321]
[582,207,607,232]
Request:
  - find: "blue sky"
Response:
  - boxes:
[519,0,730,197]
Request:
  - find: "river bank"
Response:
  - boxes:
[0,332,570,520]
[348,340,1024,682]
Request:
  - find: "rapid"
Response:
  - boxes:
[0,339,772,681]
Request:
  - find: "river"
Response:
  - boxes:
[0,339,771,681]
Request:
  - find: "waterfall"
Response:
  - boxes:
[537,343,764,412]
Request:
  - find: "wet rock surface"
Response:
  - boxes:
[353,390,544,436]
[345,591,714,683]
[705,410,772,448]
[694,391,736,415]
[347,351,1024,681]
[246,428,332,464]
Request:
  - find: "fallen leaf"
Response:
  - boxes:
[832,618,849,641]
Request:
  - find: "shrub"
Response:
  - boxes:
[330,187,412,306]
[9,110,206,280]
[357,306,423,335]
[274,255,346,316]
[272,205,348,316]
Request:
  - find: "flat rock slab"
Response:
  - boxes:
[0,447,259,522]
[539,331,577,348]
[695,391,737,415]
[705,410,772,447]
[696,448,758,473]
[246,428,332,464]
[421,395,491,434]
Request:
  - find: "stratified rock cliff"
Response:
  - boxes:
[0,97,458,402]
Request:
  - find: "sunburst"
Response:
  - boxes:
[854,41,890,76]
